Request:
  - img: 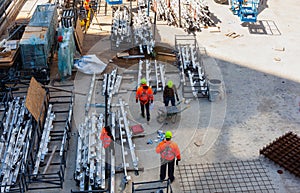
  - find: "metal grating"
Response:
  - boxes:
[178,159,277,193]
[260,131,300,177]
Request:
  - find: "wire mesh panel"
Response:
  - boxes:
[178,159,278,193]
[260,132,300,177]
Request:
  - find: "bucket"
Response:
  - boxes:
[209,91,220,102]
[208,79,222,90]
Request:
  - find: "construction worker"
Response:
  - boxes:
[136,78,154,123]
[100,125,114,179]
[100,126,113,149]
[163,80,179,106]
[156,131,181,183]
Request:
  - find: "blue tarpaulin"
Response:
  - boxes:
[106,0,122,5]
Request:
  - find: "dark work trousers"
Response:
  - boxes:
[104,143,113,179]
[140,102,150,121]
[164,97,175,106]
[160,158,175,182]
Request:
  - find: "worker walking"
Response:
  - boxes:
[136,78,154,123]
[156,131,181,183]
[163,80,179,106]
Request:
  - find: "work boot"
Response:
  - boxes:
[170,177,175,183]
[141,113,145,118]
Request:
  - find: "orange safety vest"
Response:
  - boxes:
[136,84,154,104]
[100,128,112,149]
[84,1,90,10]
[156,140,181,161]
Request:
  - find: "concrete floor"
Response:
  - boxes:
[41,0,300,192]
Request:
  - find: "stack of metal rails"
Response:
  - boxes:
[132,8,155,55]
[0,0,26,36]
[175,35,208,99]
[155,0,215,31]
[74,70,145,192]
[111,6,132,50]
[0,78,74,192]
[111,6,155,55]
[0,81,30,192]
[137,59,166,92]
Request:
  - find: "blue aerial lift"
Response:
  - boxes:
[231,0,259,22]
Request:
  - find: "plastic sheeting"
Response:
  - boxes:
[19,4,58,69]
[74,55,107,75]
[29,4,57,27]
[58,27,75,78]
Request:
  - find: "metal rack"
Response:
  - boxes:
[110,6,133,50]
[137,59,166,92]
[175,35,208,99]
[132,179,173,193]
[24,84,73,190]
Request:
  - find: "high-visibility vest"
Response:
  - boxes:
[100,128,112,148]
[136,84,154,104]
[156,140,181,161]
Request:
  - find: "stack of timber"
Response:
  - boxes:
[14,0,50,25]
[0,0,26,36]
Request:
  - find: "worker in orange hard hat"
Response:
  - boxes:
[163,80,179,106]
[156,131,181,183]
[136,78,154,123]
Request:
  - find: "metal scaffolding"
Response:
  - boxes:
[175,35,208,99]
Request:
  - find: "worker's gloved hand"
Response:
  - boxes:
[176,159,180,166]
[136,99,138,103]
[150,100,153,104]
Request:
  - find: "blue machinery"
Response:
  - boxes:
[231,0,259,22]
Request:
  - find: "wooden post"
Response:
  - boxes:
[42,145,58,174]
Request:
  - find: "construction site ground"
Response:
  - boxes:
[31,0,300,192]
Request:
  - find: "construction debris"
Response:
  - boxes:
[225,32,242,38]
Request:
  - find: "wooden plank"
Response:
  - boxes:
[157,51,176,57]
[25,77,47,122]
[74,19,83,54]
[42,145,58,174]
[0,49,18,68]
